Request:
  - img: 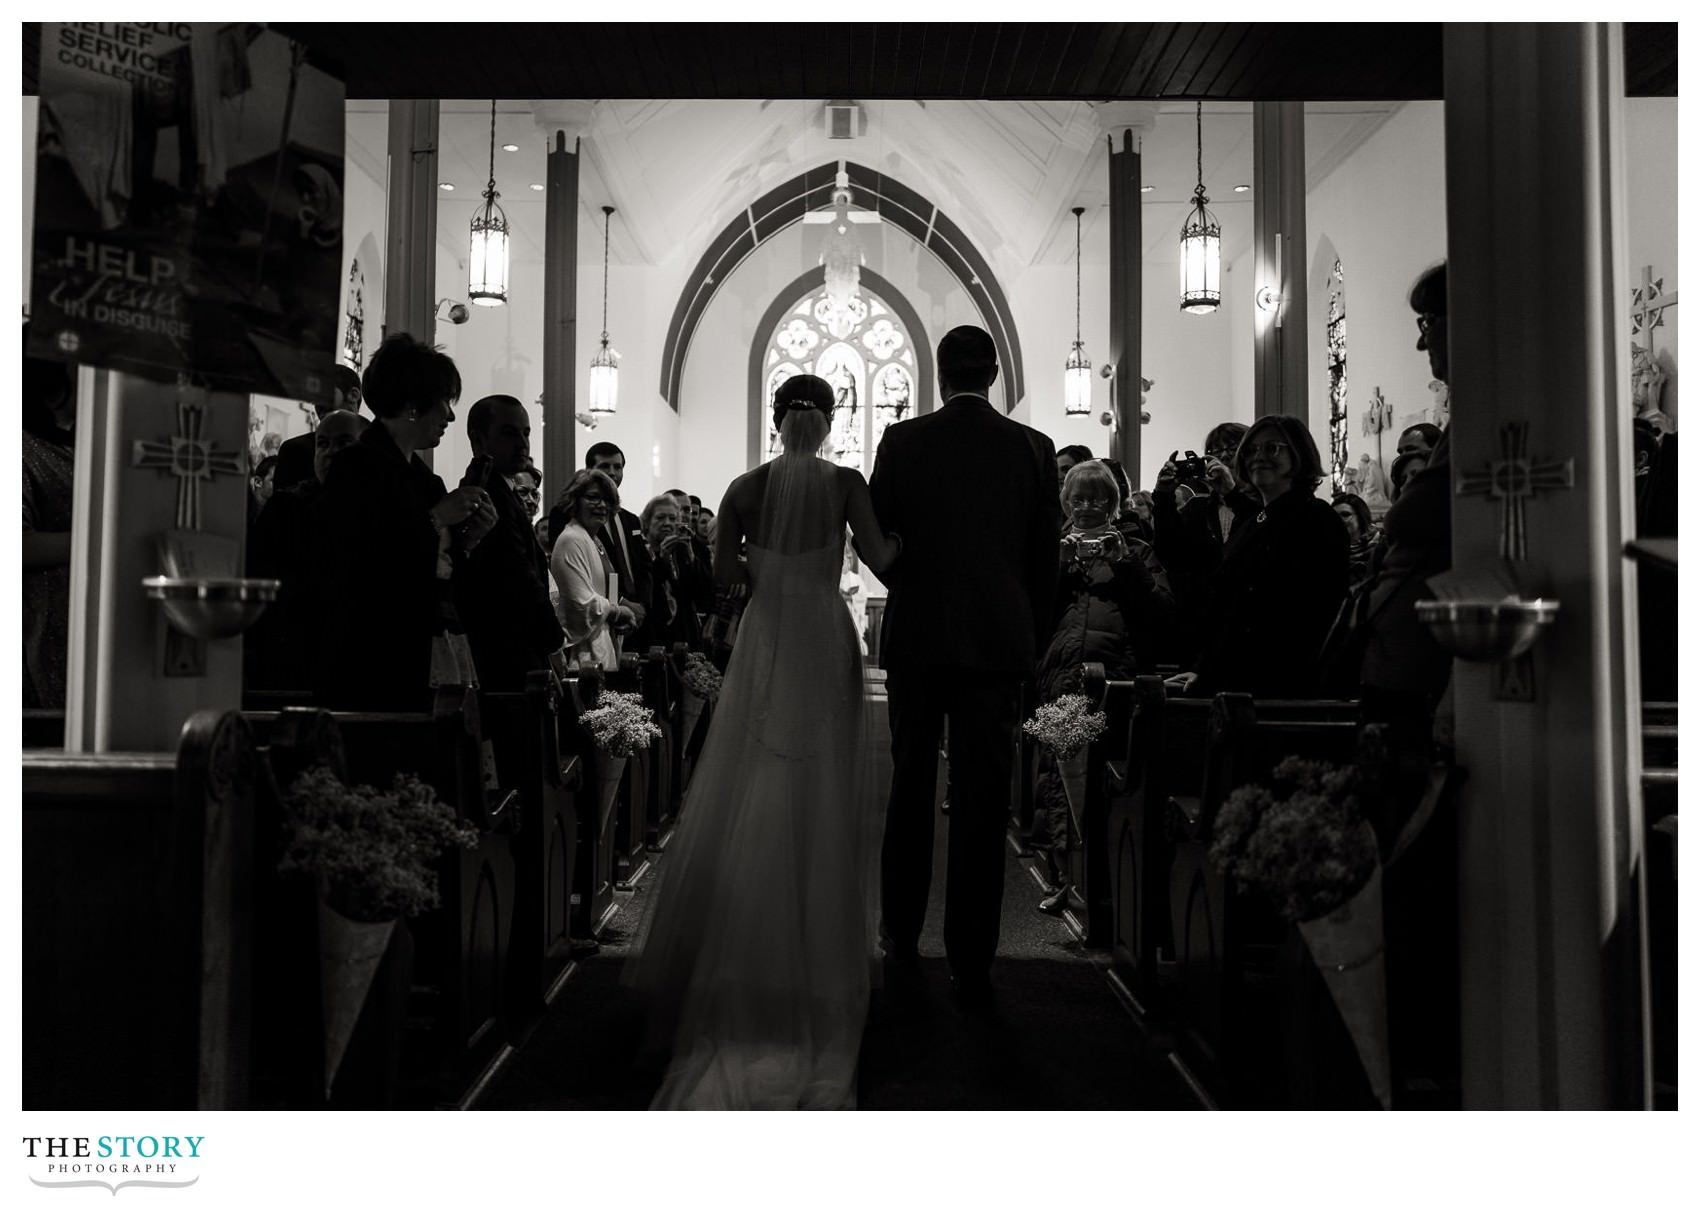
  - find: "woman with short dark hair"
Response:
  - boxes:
[309,333,498,708]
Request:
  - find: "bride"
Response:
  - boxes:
[629,373,901,1110]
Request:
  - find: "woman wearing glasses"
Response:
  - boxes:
[549,468,638,672]
[1166,414,1349,698]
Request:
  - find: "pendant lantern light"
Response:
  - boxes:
[1179,101,1221,314]
[587,205,620,415]
[1064,206,1092,416]
[468,100,510,306]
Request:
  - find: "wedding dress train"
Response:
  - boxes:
[630,454,881,1110]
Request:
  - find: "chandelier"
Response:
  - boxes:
[1065,206,1091,415]
[468,100,509,306]
[1179,101,1221,314]
[587,205,619,415]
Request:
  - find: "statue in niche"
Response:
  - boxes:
[1631,344,1674,435]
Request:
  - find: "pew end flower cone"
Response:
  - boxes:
[316,904,395,1100]
[1298,858,1393,1110]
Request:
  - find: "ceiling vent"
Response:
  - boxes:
[824,100,863,140]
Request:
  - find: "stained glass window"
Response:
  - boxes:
[1326,259,1348,494]
[761,285,917,472]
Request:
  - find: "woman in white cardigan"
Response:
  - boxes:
[549,468,636,671]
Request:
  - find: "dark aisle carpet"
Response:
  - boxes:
[475,818,1198,1110]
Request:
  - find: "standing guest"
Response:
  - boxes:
[1166,414,1349,698]
[454,396,564,691]
[665,488,719,622]
[632,492,704,652]
[275,364,363,493]
[695,506,715,543]
[1389,450,1428,500]
[1032,460,1170,912]
[1150,421,1255,659]
[246,409,368,691]
[1395,422,1442,458]
[1332,491,1379,586]
[579,442,652,638]
[309,334,497,709]
[1055,445,1095,512]
[1357,263,1454,739]
[248,455,278,526]
[511,463,542,525]
[550,468,636,672]
[22,347,76,710]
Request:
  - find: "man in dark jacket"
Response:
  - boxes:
[454,395,563,690]
[868,324,1061,1000]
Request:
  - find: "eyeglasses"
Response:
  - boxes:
[580,495,611,506]
[1245,441,1291,458]
[1416,313,1441,336]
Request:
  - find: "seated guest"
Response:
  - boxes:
[631,493,705,652]
[550,468,636,672]
[454,395,564,691]
[1032,460,1173,911]
[1166,414,1349,698]
[275,364,363,493]
[309,334,497,709]
[1151,421,1255,658]
[247,410,368,691]
[1332,491,1379,586]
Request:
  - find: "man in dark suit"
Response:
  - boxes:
[274,364,362,493]
[868,324,1061,1001]
[454,395,563,691]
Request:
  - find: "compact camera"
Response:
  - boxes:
[1072,534,1113,559]
[1174,450,1212,492]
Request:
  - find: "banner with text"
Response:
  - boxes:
[29,22,345,403]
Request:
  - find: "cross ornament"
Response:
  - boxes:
[1455,421,1574,562]
[1630,264,1677,338]
[132,399,247,531]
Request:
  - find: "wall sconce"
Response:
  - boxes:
[1256,231,1284,326]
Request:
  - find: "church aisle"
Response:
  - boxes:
[473,814,1199,1110]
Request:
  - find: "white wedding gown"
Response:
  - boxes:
[630,453,881,1110]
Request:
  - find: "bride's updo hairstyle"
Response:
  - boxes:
[772,373,834,455]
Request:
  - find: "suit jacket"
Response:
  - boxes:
[454,472,563,691]
[599,506,653,616]
[308,423,448,710]
[273,429,317,494]
[868,394,1061,676]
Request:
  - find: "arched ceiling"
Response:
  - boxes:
[379,98,1410,278]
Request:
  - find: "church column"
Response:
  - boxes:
[1097,103,1158,484]
[1252,102,1308,419]
[1444,22,1647,1108]
[384,100,440,347]
[541,130,582,498]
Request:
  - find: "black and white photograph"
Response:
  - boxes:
[11,14,1686,1207]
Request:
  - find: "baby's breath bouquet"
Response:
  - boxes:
[1022,693,1108,760]
[1210,755,1391,1107]
[680,652,724,702]
[581,689,663,757]
[1209,757,1375,922]
[278,767,479,923]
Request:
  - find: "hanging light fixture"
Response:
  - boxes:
[1179,101,1221,314]
[1064,206,1092,416]
[587,205,620,415]
[468,100,510,306]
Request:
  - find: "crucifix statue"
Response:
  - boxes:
[132,396,248,532]
[1455,421,1575,562]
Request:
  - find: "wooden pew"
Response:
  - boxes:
[253,692,519,1108]
[1104,676,1211,1007]
[23,707,66,749]
[1165,692,1361,1108]
[23,710,257,1109]
[1055,665,1141,944]
[610,651,670,888]
[555,667,623,940]
[480,671,584,1041]
[1642,701,1676,1107]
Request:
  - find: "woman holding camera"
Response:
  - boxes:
[1165,415,1349,699]
[1031,460,1172,911]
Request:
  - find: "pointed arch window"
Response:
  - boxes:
[761,284,917,472]
[1326,258,1349,493]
